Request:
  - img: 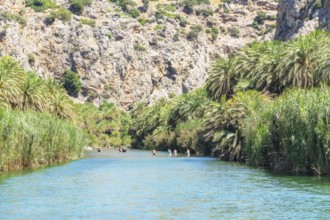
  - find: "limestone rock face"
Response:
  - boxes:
[0,0,278,108]
[275,0,330,40]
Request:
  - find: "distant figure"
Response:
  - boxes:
[97,148,101,152]
[122,148,127,153]
[173,149,177,157]
[119,148,122,152]
[152,148,156,156]
[186,149,190,157]
[168,149,172,157]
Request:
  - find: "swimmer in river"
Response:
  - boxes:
[168,149,172,157]
[186,148,190,157]
[152,148,156,156]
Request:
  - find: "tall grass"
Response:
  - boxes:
[243,87,330,175]
[0,108,86,171]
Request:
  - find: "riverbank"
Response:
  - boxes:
[0,108,86,172]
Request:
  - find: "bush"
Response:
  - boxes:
[211,27,219,41]
[0,12,26,27]
[195,7,214,17]
[61,70,82,97]
[70,0,92,14]
[228,27,240,38]
[134,44,147,52]
[46,8,72,24]
[80,18,96,27]
[26,0,57,12]
[137,18,149,26]
[186,25,202,41]
[128,8,140,18]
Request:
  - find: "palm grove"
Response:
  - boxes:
[1,31,330,175]
[130,31,330,175]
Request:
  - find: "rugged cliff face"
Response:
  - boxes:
[275,0,330,40]
[0,0,277,108]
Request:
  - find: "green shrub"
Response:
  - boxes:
[128,8,140,18]
[61,70,82,96]
[211,27,219,41]
[26,0,57,12]
[186,25,202,41]
[46,8,72,24]
[70,0,92,14]
[137,18,149,25]
[254,11,267,25]
[195,7,214,17]
[134,44,147,52]
[0,12,26,27]
[80,18,96,27]
[228,27,240,38]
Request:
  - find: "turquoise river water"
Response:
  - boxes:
[0,149,329,219]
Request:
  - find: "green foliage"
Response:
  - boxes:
[70,0,92,14]
[26,0,57,12]
[254,11,267,25]
[80,18,96,27]
[202,90,269,161]
[0,12,26,27]
[243,87,330,174]
[205,56,239,100]
[134,43,147,51]
[130,89,211,154]
[210,27,219,41]
[46,8,72,23]
[109,0,139,17]
[61,70,82,97]
[186,25,202,41]
[195,7,214,17]
[79,102,131,148]
[137,18,149,26]
[0,108,86,171]
[228,27,240,38]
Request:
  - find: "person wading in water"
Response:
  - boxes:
[152,148,156,156]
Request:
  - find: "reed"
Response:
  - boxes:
[0,108,86,171]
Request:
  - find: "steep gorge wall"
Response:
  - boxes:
[0,0,277,108]
[275,0,330,40]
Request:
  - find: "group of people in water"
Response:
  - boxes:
[152,148,190,157]
[118,147,127,152]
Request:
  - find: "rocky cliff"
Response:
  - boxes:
[0,0,277,108]
[275,0,330,40]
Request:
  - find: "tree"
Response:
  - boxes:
[278,31,330,90]
[21,72,47,111]
[0,56,24,108]
[61,70,81,97]
[205,56,239,101]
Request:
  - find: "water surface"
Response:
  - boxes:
[0,150,329,219]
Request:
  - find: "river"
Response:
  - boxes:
[0,149,329,219]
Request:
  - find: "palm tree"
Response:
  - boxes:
[0,56,25,108]
[236,41,271,79]
[205,56,239,101]
[168,89,209,127]
[277,31,330,90]
[248,41,284,93]
[202,91,269,161]
[48,92,75,119]
[20,72,47,111]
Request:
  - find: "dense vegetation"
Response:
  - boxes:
[131,31,330,175]
[0,56,131,171]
